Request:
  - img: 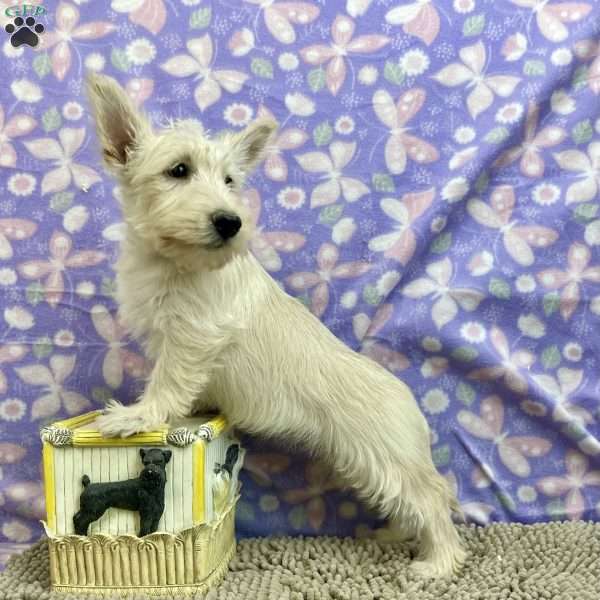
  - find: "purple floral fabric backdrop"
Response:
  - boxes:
[0,0,600,561]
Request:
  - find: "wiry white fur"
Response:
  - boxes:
[86,74,466,579]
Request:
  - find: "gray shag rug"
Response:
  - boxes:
[1,522,599,599]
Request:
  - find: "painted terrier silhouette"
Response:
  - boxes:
[73,448,172,537]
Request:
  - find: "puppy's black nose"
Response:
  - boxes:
[212,212,242,240]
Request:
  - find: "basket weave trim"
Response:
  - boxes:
[49,542,235,598]
[44,498,238,595]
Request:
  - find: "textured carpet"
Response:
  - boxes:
[0,522,598,599]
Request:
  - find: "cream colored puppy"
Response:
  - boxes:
[87,74,466,578]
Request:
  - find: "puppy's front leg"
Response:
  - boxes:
[96,324,219,437]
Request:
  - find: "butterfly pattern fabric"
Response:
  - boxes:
[0,0,600,561]
[467,185,559,267]
[372,87,439,174]
[493,101,566,177]
[507,0,591,43]
[458,395,552,478]
[385,0,440,46]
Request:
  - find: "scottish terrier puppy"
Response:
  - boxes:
[86,74,465,577]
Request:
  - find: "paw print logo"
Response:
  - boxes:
[5,16,44,48]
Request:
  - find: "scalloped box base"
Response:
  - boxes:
[43,497,237,597]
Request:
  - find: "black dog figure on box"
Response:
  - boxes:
[73,448,171,537]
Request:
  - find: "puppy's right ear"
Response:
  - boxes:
[139,448,146,461]
[86,73,150,171]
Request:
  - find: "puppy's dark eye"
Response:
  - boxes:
[224,175,233,186]
[168,163,189,178]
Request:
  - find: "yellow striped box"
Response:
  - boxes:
[40,411,244,597]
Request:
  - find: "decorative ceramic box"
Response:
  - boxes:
[40,410,244,597]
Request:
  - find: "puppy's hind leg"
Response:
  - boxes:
[400,473,466,579]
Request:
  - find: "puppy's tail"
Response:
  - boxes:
[81,475,91,488]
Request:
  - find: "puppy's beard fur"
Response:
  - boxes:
[86,73,466,579]
[157,240,249,273]
[128,204,253,273]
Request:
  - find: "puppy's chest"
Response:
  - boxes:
[118,266,244,344]
[116,273,163,340]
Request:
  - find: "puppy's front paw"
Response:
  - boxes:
[95,400,161,438]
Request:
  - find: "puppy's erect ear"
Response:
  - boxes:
[162,450,172,464]
[139,448,146,461]
[86,73,150,170]
[229,118,278,176]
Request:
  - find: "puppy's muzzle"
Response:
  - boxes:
[211,211,242,241]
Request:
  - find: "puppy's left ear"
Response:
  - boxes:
[162,450,172,464]
[230,118,278,176]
